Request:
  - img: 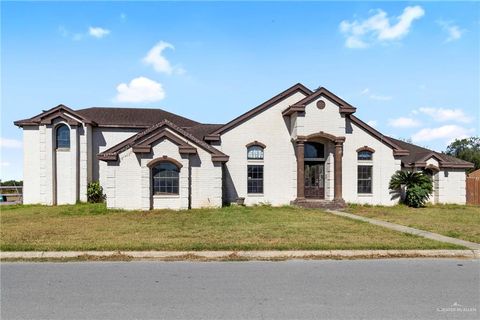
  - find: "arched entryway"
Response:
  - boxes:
[304,142,325,199]
[295,132,345,204]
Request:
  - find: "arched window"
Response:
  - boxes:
[304,142,324,159]
[152,162,180,195]
[56,124,70,149]
[357,151,373,161]
[247,145,264,160]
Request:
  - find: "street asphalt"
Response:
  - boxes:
[1,259,479,320]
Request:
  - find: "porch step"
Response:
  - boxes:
[292,199,346,209]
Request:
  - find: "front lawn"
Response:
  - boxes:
[346,204,480,243]
[0,203,464,251]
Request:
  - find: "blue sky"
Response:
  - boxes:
[1,1,479,180]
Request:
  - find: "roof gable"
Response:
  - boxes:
[98,119,228,163]
[14,104,96,127]
[388,137,474,169]
[282,87,356,116]
[206,83,312,140]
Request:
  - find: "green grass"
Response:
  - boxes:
[346,204,480,243]
[0,203,465,251]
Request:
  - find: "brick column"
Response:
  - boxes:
[296,139,305,199]
[334,138,345,201]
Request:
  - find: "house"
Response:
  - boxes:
[14,83,473,210]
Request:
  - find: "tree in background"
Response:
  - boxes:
[445,137,480,173]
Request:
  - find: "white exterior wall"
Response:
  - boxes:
[55,150,72,204]
[218,91,308,206]
[105,129,222,210]
[437,169,467,204]
[22,126,41,204]
[94,127,141,190]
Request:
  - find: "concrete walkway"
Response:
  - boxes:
[327,209,480,250]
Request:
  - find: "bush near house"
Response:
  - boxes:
[389,171,433,208]
[87,181,105,203]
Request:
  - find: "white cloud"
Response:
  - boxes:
[143,41,175,74]
[412,125,474,144]
[340,6,425,48]
[0,161,10,167]
[437,20,464,42]
[418,107,471,123]
[0,138,22,149]
[89,27,110,39]
[360,88,392,101]
[388,117,421,128]
[120,13,127,22]
[115,77,166,103]
[367,120,377,128]
[59,26,110,40]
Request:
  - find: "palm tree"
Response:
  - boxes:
[389,171,433,207]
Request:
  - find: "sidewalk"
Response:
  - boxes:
[1,249,478,261]
[326,209,480,250]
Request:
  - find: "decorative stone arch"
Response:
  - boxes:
[245,141,267,149]
[356,146,376,153]
[147,156,183,169]
[304,131,345,144]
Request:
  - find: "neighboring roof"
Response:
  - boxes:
[207,83,312,139]
[97,119,228,163]
[388,137,474,169]
[282,87,356,116]
[76,107,200,128]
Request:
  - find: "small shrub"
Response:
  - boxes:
[389,170,433,208]
[87,181,105,203]
[405,185,430,208]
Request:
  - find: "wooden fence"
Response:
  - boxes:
[466,177,480,205]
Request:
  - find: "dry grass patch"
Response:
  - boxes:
[0,203,464,251]
[346,204,480,243]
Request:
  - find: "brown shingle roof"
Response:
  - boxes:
[97,119,228,162]
[185,124,224,141]
[75,107,200,128]
[389,137,473,169]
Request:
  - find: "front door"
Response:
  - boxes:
[304,162,325,199]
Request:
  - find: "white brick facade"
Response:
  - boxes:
[17,84,471,208]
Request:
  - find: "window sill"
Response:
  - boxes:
[153,194,180,199]
[56,148,70,152]
[358,193,373,197]
[247,193,264,197]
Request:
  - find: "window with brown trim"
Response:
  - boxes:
[247,165,263,194]
[357,150,373,161]
[152,162,180,195]
[247,145,264,160]
[357,165,372,194]
[56,124,70,149]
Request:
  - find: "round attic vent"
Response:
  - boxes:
[317,100,326,109]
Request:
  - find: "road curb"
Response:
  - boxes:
[1,250,478,261]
